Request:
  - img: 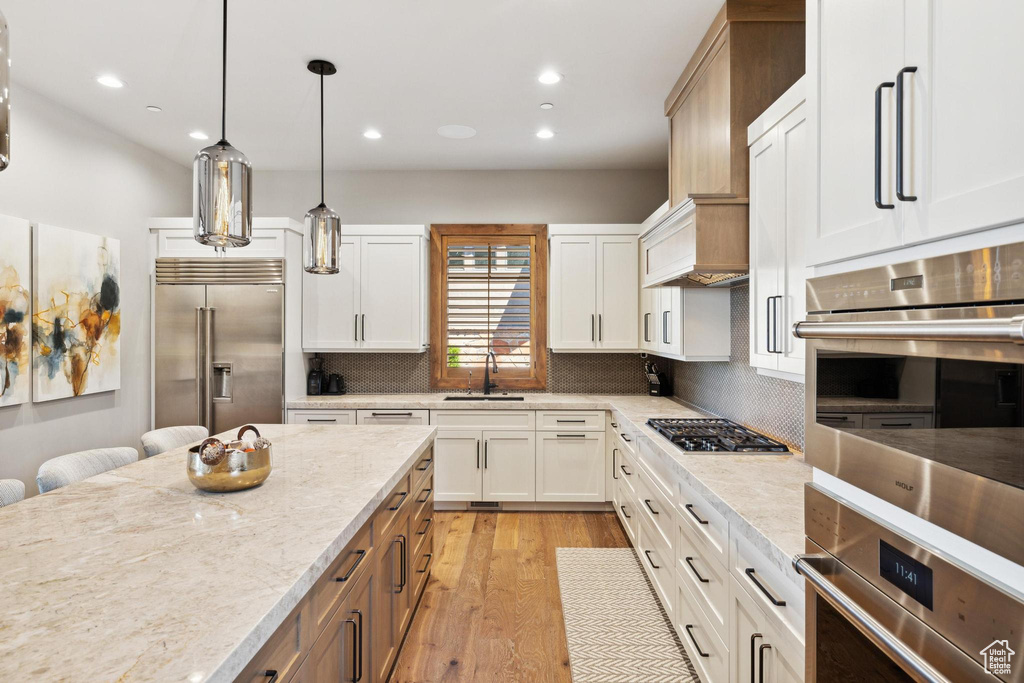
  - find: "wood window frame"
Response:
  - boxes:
[430,224,548,390]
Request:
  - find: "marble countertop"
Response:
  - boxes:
[0,424,436,683]
[290,393,811,582]
[817,396,935,413]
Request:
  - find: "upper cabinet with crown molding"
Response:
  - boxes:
[665,0,805,207]
[806,0,1024,266]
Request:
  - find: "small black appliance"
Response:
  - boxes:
[325,373,345,395]
[307,354,324,396]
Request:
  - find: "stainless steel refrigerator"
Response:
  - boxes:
[154,258,284,434]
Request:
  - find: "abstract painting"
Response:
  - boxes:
[32,224,121,401]
[0,214,31,407]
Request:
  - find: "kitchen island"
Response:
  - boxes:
[0,423,436,683]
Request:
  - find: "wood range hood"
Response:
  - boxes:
[643,0,805,288]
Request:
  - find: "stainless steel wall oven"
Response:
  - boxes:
[795,243,1024,567]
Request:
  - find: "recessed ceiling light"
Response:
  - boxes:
[538,70,562,85]
[96,74,125,88]
[536,129,555,139]
[189,131,209,140]
[437,124,477,139]
[363,129,382,140]
[540,102,554,110]
[146,105,162,113]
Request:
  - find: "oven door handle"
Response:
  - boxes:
[794,554,949,683]
[793,316,1024,345]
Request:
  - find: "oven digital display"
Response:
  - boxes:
[879,540,933,610]
[891,274,923,291]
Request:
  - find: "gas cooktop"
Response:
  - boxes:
[647,418,789,453]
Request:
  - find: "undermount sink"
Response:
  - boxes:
[443,395,525,401]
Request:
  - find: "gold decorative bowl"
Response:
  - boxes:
[187,425,272,493]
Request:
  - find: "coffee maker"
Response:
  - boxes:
[307,354,324,396]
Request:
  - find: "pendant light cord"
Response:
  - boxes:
[220,0,227,142]
[320,72,325,205]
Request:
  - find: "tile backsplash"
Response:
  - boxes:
[665,284,805,450]
[320,350,648,395]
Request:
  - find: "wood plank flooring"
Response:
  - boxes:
[391,511,630,683]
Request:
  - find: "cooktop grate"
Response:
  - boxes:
[646,418,790,453]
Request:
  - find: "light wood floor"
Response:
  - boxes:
[391,511,630,682]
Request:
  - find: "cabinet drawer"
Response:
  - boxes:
[862,412,932,430]
[637,516,674,616]
[411,447,434,489]
[536,410,605,432]
[430,409,535,431]
[375,474,411,541]
[636,465,674,553]
[677,477,729,566]
[235,598,311,683]
[287,409,356,425]
[636,438,676,502]
[676,571,728,683]
[411,474,433,557]
[536,432,606,502]
[616,494,638,545]
[310,522,374,636]
[610,425,636,457]
[676,517,729,642]
[411,532,433,600]
[356,409,429,425]
[731,531,804,644]
[617,447,638,497]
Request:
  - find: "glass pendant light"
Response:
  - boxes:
[193,0,251,248]
[303,59,341,274]
[0,9,10,171]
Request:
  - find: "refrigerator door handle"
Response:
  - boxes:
[200,307,215,432]
[196,307,204,427]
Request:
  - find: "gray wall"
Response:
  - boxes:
[254,169,668,225]
[0,87,191,496]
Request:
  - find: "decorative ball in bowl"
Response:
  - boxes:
[187,425,273,492]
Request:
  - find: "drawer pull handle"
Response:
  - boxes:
[620,464,632,476]
[685,556,710,583]
[262,671,279,683]
[335,549,367,583]
[685,503,709,525]
[417,552,433,574]
[612,448,618,480]
[371,412,413,417]
[643,499,659,515]
[415,457,433,471]
[416,487,433,504]
[684,625,711,658]
[644,549,660,569]
[388,491,408,511]
[556,419,587,423]
[307,418,337,423]
[620,432,632,442]
[611,422,619,428]
[880,422,912,428]
[417,517,433,536]
[556,434,586,438]
[620,504,631,519]
[751,633,763,683]
[758,643,772,683]
[395,535,407,593]
[745,567,787,606]
[351,609,365,682]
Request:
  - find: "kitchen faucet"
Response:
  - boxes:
[483,351,498,395]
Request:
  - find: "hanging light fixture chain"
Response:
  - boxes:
[220,0,227,142]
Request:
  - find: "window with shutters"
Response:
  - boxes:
[430,224,548,390]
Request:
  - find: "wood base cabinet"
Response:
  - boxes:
[245,450,433,683]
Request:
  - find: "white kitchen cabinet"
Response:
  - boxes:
[728,575,804,683]
[434,429,535,502]
[807,1,1024,266]
[902,0,1024,244]
[651,287,731,362]
[481,431,535,502]
[748,82,808,378]
[434,430,483,502]
[639,284,660,352]
[287,409,356,425]
[301,226,427,352]
[535,432,606,502]
[548,226,639,352]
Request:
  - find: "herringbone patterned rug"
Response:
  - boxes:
[556,547,700,682]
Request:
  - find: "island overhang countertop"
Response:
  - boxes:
[0,423,436,682]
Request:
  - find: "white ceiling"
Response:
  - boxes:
[5,0,721,171]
